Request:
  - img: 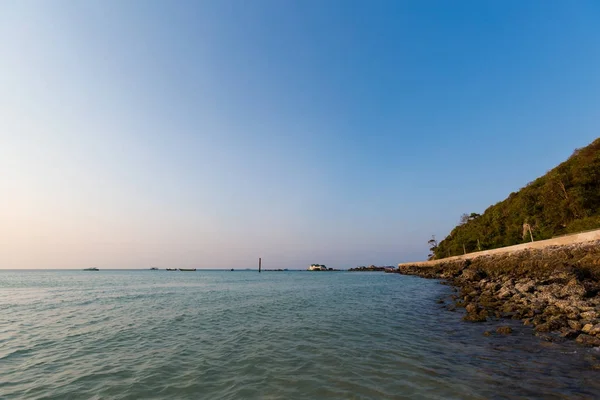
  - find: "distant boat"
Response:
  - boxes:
[150,267,159,270]
[179,268,197,272]
[231,268,234,271]
[166,268,177,271]
[84,267,99,271]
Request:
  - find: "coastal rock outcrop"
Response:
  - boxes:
[397,241,600,345]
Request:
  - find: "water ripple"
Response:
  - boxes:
[1,270,599,399]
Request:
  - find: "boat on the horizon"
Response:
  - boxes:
[166,268,177,271]
[84,267,99,271]
[150,267,159,270]
[179,268,197,272]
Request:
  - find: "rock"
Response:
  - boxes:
[497,287,513,299]
[576,334,600,347]
[580,311,598,320]
[463,311,487,322]
[515,281,535,293]
[579,306,596,312]
[502,303,516,313]
[559,278,587,298]
[568,320,583,331]
[522,308,535,318]
[566,312,580,320]
[549,267,577,284]
[544,305,561,316]
[582,324,594,333]
[560,329,580,339]
[397,240,600,344]
[589,324,600,336]
[536,333,566,343]
[483,331,492,336]
[496,326,513,334]
[503,278,515,287]
[461,269,485,281]
[465,303,479,314]
[535,318,565,333]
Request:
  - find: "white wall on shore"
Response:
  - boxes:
[399,229,600,268]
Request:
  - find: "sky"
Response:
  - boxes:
[1,1,599,269]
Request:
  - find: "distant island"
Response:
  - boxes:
[349,265,395,272]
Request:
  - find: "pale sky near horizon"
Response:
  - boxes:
[1,1,599,269]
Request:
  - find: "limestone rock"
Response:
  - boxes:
[515,281,535,293]
[580,311,598,321]
[560,329,580,339]
[576,334,600,347]
[496,326,513,334]
[497,287,513,299]
[559,278,587,298]
[589,323,600,336]
[465,303,479,314]
[568,320,583,331]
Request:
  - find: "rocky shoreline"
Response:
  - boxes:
[397,240,600,346]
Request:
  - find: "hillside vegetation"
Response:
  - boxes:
[433,138,600,259]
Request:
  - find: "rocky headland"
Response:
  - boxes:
[397,240,600,346]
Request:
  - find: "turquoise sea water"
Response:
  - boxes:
[1,270,599,399]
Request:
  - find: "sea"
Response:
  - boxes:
[1,270,599,399]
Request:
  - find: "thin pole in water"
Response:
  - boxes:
[259,257,262,273]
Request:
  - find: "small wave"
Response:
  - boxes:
[2,271,600,399]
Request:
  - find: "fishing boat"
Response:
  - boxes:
[178,268,197,272]
[150,267,159,270]
[84,267,99,271]
[166,268,177,271]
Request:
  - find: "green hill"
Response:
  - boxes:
[433,138,600,259]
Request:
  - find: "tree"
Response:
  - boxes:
[428,235,438,260]
[460,213,481,225]
[431,138,600,259]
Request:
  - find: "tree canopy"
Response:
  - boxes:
[433,138,600,259]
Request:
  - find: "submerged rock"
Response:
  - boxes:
[496,326,513,334]
[560,329,580,339]
[576,334,600,347]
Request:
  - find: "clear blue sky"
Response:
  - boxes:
[1,1,599,268]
